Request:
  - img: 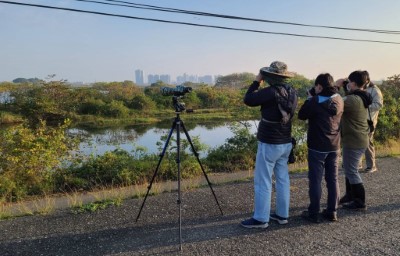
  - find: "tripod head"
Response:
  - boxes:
[173,96,186,113]
[160,85,192,113]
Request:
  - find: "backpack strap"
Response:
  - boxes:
[278,104,290,125]
[273,85,297,124]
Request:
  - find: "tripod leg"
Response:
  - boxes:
[135,120,176,222]
[176,118,183,251]
[180,121,224,216]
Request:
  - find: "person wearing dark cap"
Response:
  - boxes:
[241,61,298,228]
[362,71,383,173]
[336,70,372,211]
[298,73,344,223]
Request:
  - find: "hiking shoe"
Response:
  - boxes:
[241,218,268,229]
[301,211,321,223]
[270,213,288,225]
[342,201,367,211]
[322,209,338,221]
[364,167,377,173]
[339,194,353,205]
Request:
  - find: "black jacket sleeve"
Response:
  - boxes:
[298,97,317,120]
[244,81,275,107]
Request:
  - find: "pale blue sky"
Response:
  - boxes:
[1,0,400,83]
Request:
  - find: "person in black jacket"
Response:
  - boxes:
[241,61,298,228]
[298,73,344,222]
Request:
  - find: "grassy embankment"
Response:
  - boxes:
[1,139,399,220]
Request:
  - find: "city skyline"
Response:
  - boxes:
[135,69,217,85]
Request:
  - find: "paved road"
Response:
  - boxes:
[0,157,399,255]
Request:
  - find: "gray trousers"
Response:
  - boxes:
[365,131,376,169]
[343,147,366,184]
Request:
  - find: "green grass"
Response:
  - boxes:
[0,111,24,124]
[71,198,122,214]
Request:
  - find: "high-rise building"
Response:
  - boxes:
[177,73,198,84]
[199,75,213,85]
[148,74,160,84]
[160,74,171,84]
[176,75,185,85]
[135,69,144,85]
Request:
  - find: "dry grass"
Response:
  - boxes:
[0,194,56,219]
[133,182,146,199]
[32,196,56,215]
[0,203,13,219]
[66,192,84,208]
[377,139,400,157]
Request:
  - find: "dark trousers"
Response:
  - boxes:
[307,149,340,214]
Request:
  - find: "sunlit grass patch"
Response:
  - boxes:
[71,199,122,214]
[0,203,14,220]
[377,139,400,157]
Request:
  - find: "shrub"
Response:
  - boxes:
[102,100,130,118]
[0,119,77,202]
[154,134,207,180]
[205,123,257,172]
[58,149,149,190]
[78,98,106,115]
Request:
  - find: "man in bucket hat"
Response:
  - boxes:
[241,61,298,228]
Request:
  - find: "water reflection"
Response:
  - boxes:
[72,120,258,157]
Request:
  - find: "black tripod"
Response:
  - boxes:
[135,96,223,251]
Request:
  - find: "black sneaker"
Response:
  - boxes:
[301,211,321,223]
[322,209,338,221]
[339,195,353,205]
[342,201,367,211]
[241,218,268,229]
[270,213,288,225]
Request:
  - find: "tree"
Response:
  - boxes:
[103,100,130,118]
[11,80,76,126]
[288,75,312,99]
[128,94,156,113]
[78,98,106,115]
[215,73,255,88]
[144,83,171,108]
[382,74,400,98]
[374,74,400,141]
[92,81,142,102]
[196,86,218,108]
[12,78,42,84]
[180,91,201,110]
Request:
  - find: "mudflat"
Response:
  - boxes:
[0,157,399,256]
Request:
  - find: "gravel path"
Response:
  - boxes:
[0,157,399,256]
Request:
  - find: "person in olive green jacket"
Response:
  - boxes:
[336,70,372,211]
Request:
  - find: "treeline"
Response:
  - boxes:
[0,74,313,126]
[0,78,252,126]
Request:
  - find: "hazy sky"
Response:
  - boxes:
[1,0,400,83]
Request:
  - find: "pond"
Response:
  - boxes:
[71,119,259,157]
